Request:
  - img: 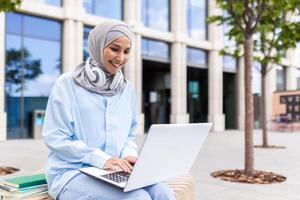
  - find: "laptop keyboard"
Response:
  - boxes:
[101,171,131,183]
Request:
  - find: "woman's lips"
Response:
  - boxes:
[110,61,122,68]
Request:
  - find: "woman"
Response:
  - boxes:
[42,20,176,200]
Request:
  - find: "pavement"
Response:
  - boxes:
[0,130,300,200]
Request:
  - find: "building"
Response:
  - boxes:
[1,0,300,140]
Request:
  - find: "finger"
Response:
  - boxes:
[122,159,133,170]
[104,158,117,169]
[104,163,114,170]
[119,161,130,172]
[116,160,130,172]
[110,159,125,171]
[124,156,137,164]
[112,165,122,171]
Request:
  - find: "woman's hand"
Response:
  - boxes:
[123,156,137,164]
[104,157,133,172]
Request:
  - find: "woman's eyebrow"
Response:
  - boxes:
[110,43,131,49]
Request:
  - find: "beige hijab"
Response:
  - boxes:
[73,20,133,96]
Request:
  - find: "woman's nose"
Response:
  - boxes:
[116,53,124,62]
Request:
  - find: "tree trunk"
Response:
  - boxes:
[261,63,268,147]
[244,35,254,175]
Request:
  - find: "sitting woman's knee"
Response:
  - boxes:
[126,189,152,200]
[146,183,176,200]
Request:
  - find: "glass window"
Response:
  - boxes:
[83,0,123,20]
[6,13,22,35]
[24,15,61,41]
[5,13,61,139]
[296,43,300,66]
[83,26,93,60]
[84,0,93,13]
[23,38,61,96]
[252,62,261,94]
[296,68,300,90]
[187,47,207,68]
[276,65,286,91]
[142,38,170,62]
[23,0,61,6]
[223,55,237,73]
[142,0,170,31]
[187,68,208,123]
[187,0,207,40]
[223,11,235,47]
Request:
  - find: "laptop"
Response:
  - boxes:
[79,123,212,192]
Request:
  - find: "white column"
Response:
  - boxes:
[286,49,298,90]
[170,43,189,123]
[124,0,141,27]
[124,34,144,134]
[74,21,84,65]
[237,57,245,130]
[169,0,189,123]
[62,20,77,72]
[208,50,225,131]
[0,13,7,141]
[207,0,225,131]
[286,66,297,90]
[123,0,144,134]
[265,64,276,127]
[62,0,84,72]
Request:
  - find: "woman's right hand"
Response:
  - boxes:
[103,157,133,172]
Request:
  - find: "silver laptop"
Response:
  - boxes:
[79,123,212,192]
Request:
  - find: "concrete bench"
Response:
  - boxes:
[165,175,195,200]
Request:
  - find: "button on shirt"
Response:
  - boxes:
[42,73,138,198]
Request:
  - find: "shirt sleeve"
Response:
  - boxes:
[120,87,138,158]
[42,79,111,169]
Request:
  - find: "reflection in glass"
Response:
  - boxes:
[24,15,61,41]
[83,26,93,60]
[187,47,207,67]
[142,0,169,31]
[142,38,170,62]
[23,0,61,6]
[5,35,21,97]
[83,0,122,20]
[187,0,207,40]
[6,13,21,35]
[276,65,286,91]
[296,43,300,66]
[5,13,61,139]
[297,68,300,90]
[252,62,261,94]
[187,68,208,123]
[223,55,237,72]
[223,11,235,47]
[23,38,61,96]
[83,0,93,13]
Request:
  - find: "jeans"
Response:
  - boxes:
[57,173,176,200]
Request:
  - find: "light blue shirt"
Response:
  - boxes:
[42,73,138,198]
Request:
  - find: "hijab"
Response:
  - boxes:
[73,20,133,96]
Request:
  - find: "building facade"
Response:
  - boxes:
[0,0,300,140]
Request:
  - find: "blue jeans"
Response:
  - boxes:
[57,173,176,200]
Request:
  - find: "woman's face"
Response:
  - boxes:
[102,36,131,74]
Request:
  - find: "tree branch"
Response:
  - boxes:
[251,0,267,33]
[228,0,245,34]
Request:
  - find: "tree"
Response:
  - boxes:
[209,0,299,183]
[5,48,42,96]
[253,1,300,147]
[0,0,22,12]
[210,0,269,176]
[212,1,300,149]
